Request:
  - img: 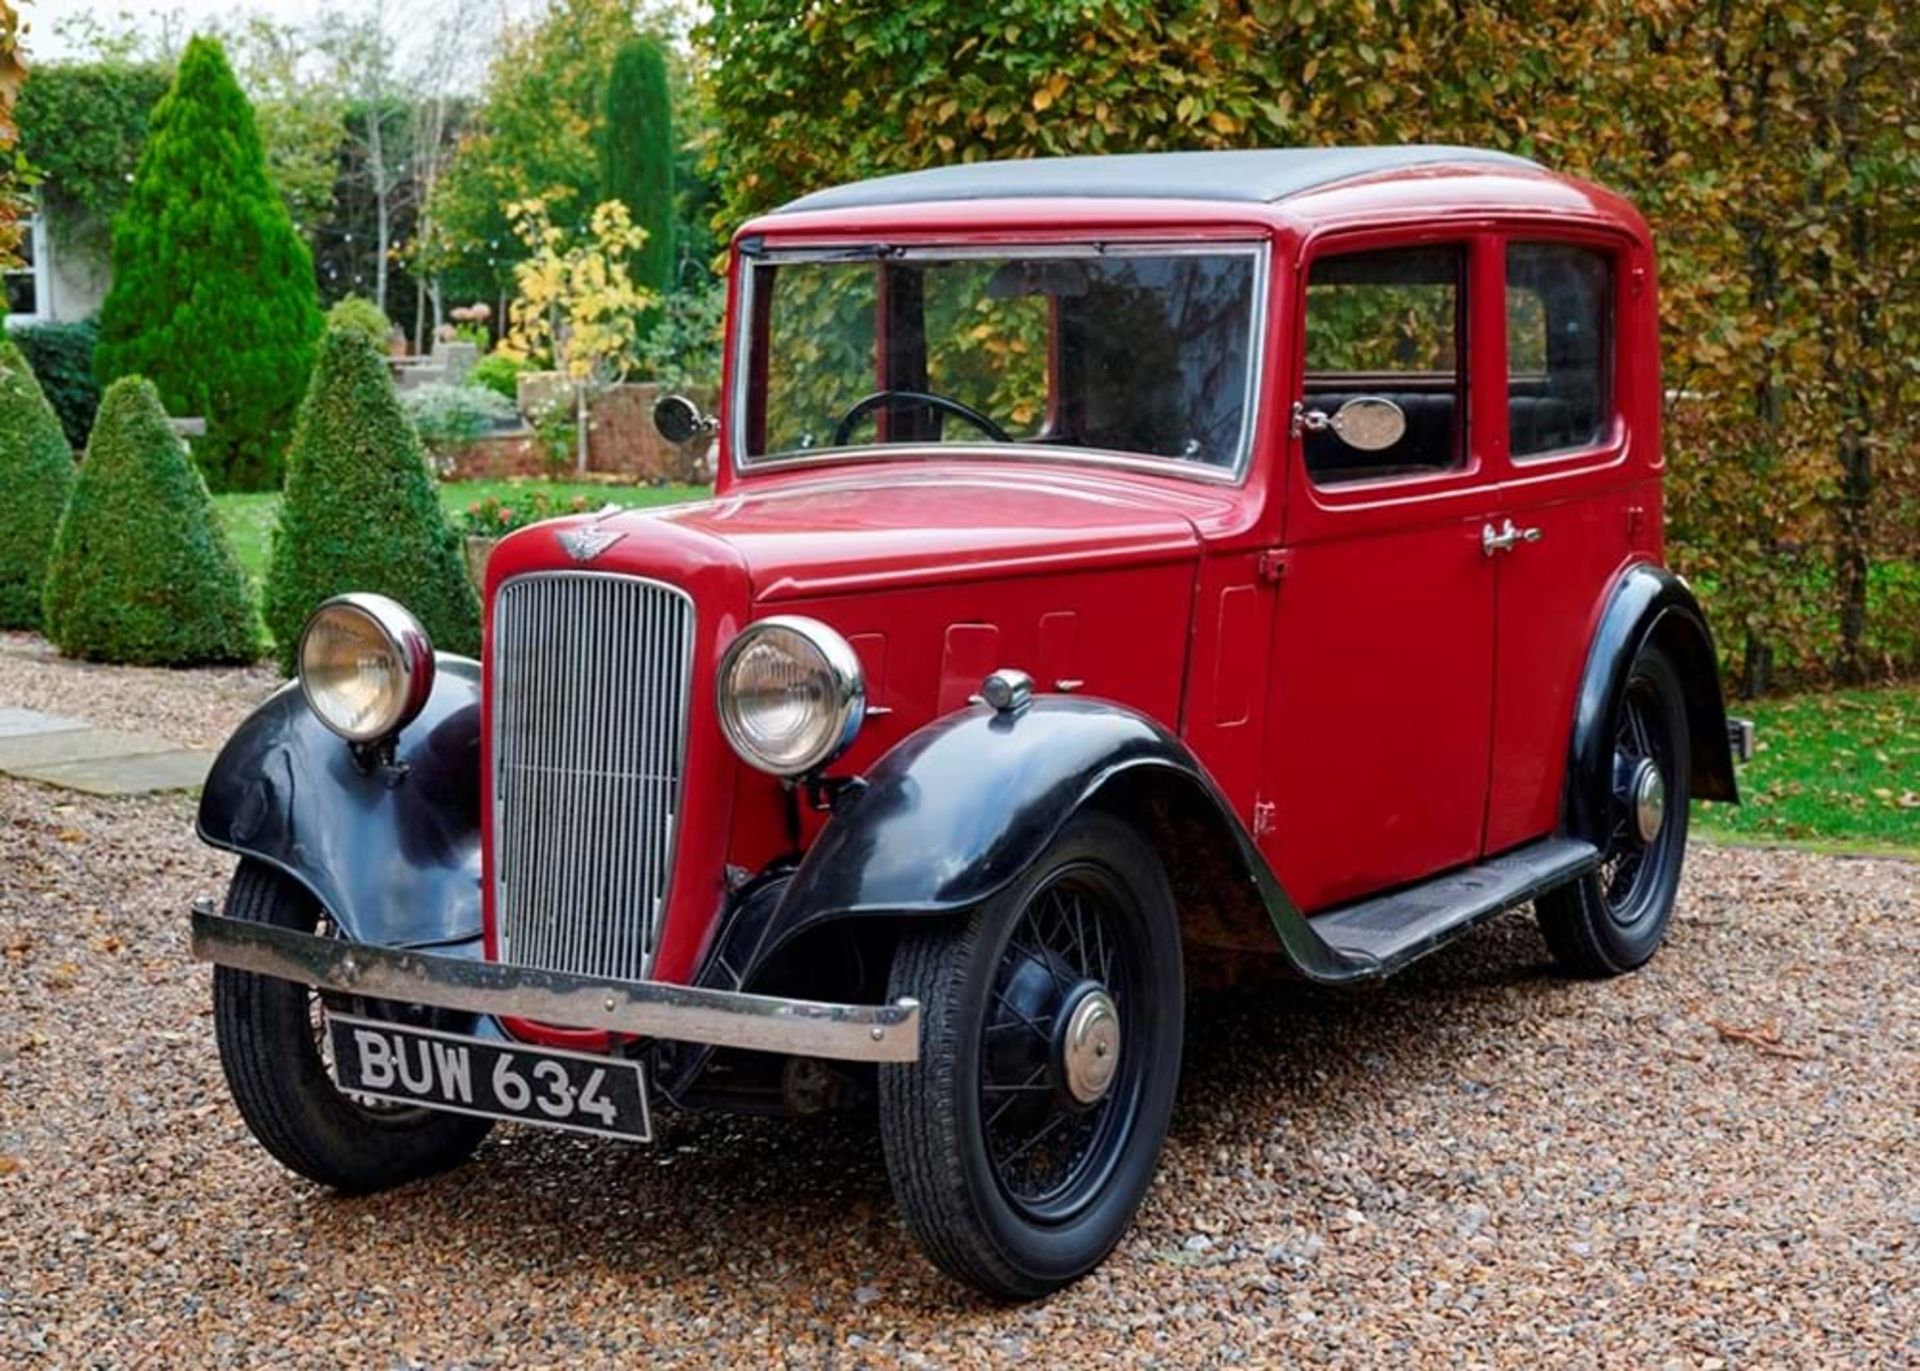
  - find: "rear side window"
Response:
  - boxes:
[1506,244,1612,459]
[1302,245,1465,485]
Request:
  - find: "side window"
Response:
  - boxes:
[1302,245,1465,486]
[1506,243,1612,459]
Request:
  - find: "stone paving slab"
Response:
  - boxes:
[6,749,218,797]
[0,727,183,770]
[0,707,87,738]
[0,707,213,796]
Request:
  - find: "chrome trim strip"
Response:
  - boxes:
[730,239,1271,487]
[191,901,922,1064]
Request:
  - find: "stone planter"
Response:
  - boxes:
[515,370,575,423]
[464,535,499,593]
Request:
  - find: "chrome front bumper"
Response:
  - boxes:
[188,900,921,1064]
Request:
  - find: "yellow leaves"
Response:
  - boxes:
[1207,109,1241,136]
[502,197,656,385]
[1032,72,1068,112]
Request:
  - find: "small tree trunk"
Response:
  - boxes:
[575,382,591,476]
[369,109,390,314]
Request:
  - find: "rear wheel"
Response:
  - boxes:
[880,812,1183,1298]
[212,861,493,1192]
[1537,645,1692,976]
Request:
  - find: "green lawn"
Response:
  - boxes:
[214,480,707,586]
[1695,684,1919,857]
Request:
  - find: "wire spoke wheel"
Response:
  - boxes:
[1600,678,1677,928]
[880,811,1184,1298]
[980,871,1141,1221]
[1536,645,1693,978]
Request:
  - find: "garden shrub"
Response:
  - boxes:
[600,36,675,332]
[325,295,393,351]
[402,383,519,455]
[11,318,100,449]
[470,351,530,403]
[265,330,480,674]
[94,36,322,493]
[0,342,78,629]
[41,376,260,664]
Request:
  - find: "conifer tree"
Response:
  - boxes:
[95,35,321,491]
[599,36,675,332]
[264,329,479,674]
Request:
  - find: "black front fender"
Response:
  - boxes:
[196,656,484,948]
[699,698,1364,995]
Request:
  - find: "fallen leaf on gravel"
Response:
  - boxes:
[0,1156,21,1176]
[1710,1021,1816,1060]
[45,962,78,990]
[3,932,29,958]
[56,829,85,844]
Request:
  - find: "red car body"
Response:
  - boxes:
[485,154,1675,1039]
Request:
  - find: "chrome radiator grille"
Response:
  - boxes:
[491,572,694,982]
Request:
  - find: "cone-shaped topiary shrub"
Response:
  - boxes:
[95,35,321,492]
[43,376,261,664]
[0,340,78,629]
[264,329,480,674]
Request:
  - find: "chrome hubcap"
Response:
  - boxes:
[1631,758,1666,845]
[1059,987,1121,1105]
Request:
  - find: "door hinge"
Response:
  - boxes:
[1256,549,1287,585]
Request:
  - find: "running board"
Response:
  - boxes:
[1307,836,1600,979]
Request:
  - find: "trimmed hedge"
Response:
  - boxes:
[265,329,480,674]
[11,318,99,449]
[42,376,261,664]
[0,342,78,629]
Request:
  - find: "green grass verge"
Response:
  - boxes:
[214,480,708,587]
[1695,684,1919,858]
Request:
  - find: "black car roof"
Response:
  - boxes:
[774,145,1543,215]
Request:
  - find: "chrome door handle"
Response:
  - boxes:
[1481,519,1542,556]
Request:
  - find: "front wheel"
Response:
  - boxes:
[212,860,494,1192]
[879,811,1184,1299]
[1536,644,1693,976]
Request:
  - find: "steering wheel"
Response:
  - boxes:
[830,389,1012,448]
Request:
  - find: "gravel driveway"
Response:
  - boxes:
[2,637,1914,1365]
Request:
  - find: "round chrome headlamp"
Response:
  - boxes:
[716,616,865,777]
[297,594,435,744]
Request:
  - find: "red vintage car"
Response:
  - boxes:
[192,146,1751,1298]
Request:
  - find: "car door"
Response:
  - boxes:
[1482,230,1654,853]
[1262,231,1505,914]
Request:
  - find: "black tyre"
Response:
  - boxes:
[879,811,1183,1299]
[1537,645,1692,976]
[212,860,493,1192]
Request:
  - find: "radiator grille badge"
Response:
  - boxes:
[557,527,625,562]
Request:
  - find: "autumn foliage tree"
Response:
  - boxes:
[94,36,322,491]
[702,0,1919,692]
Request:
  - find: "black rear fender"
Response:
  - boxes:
[1564,564,1739,846]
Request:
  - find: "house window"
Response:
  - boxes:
[4,215,49,323]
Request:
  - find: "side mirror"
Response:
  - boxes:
[1329,397,1406,451]
[653,394,715,445]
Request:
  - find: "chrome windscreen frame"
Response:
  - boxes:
[729,239,1273,487]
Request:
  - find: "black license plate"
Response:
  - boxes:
[328,1014,651,1141]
